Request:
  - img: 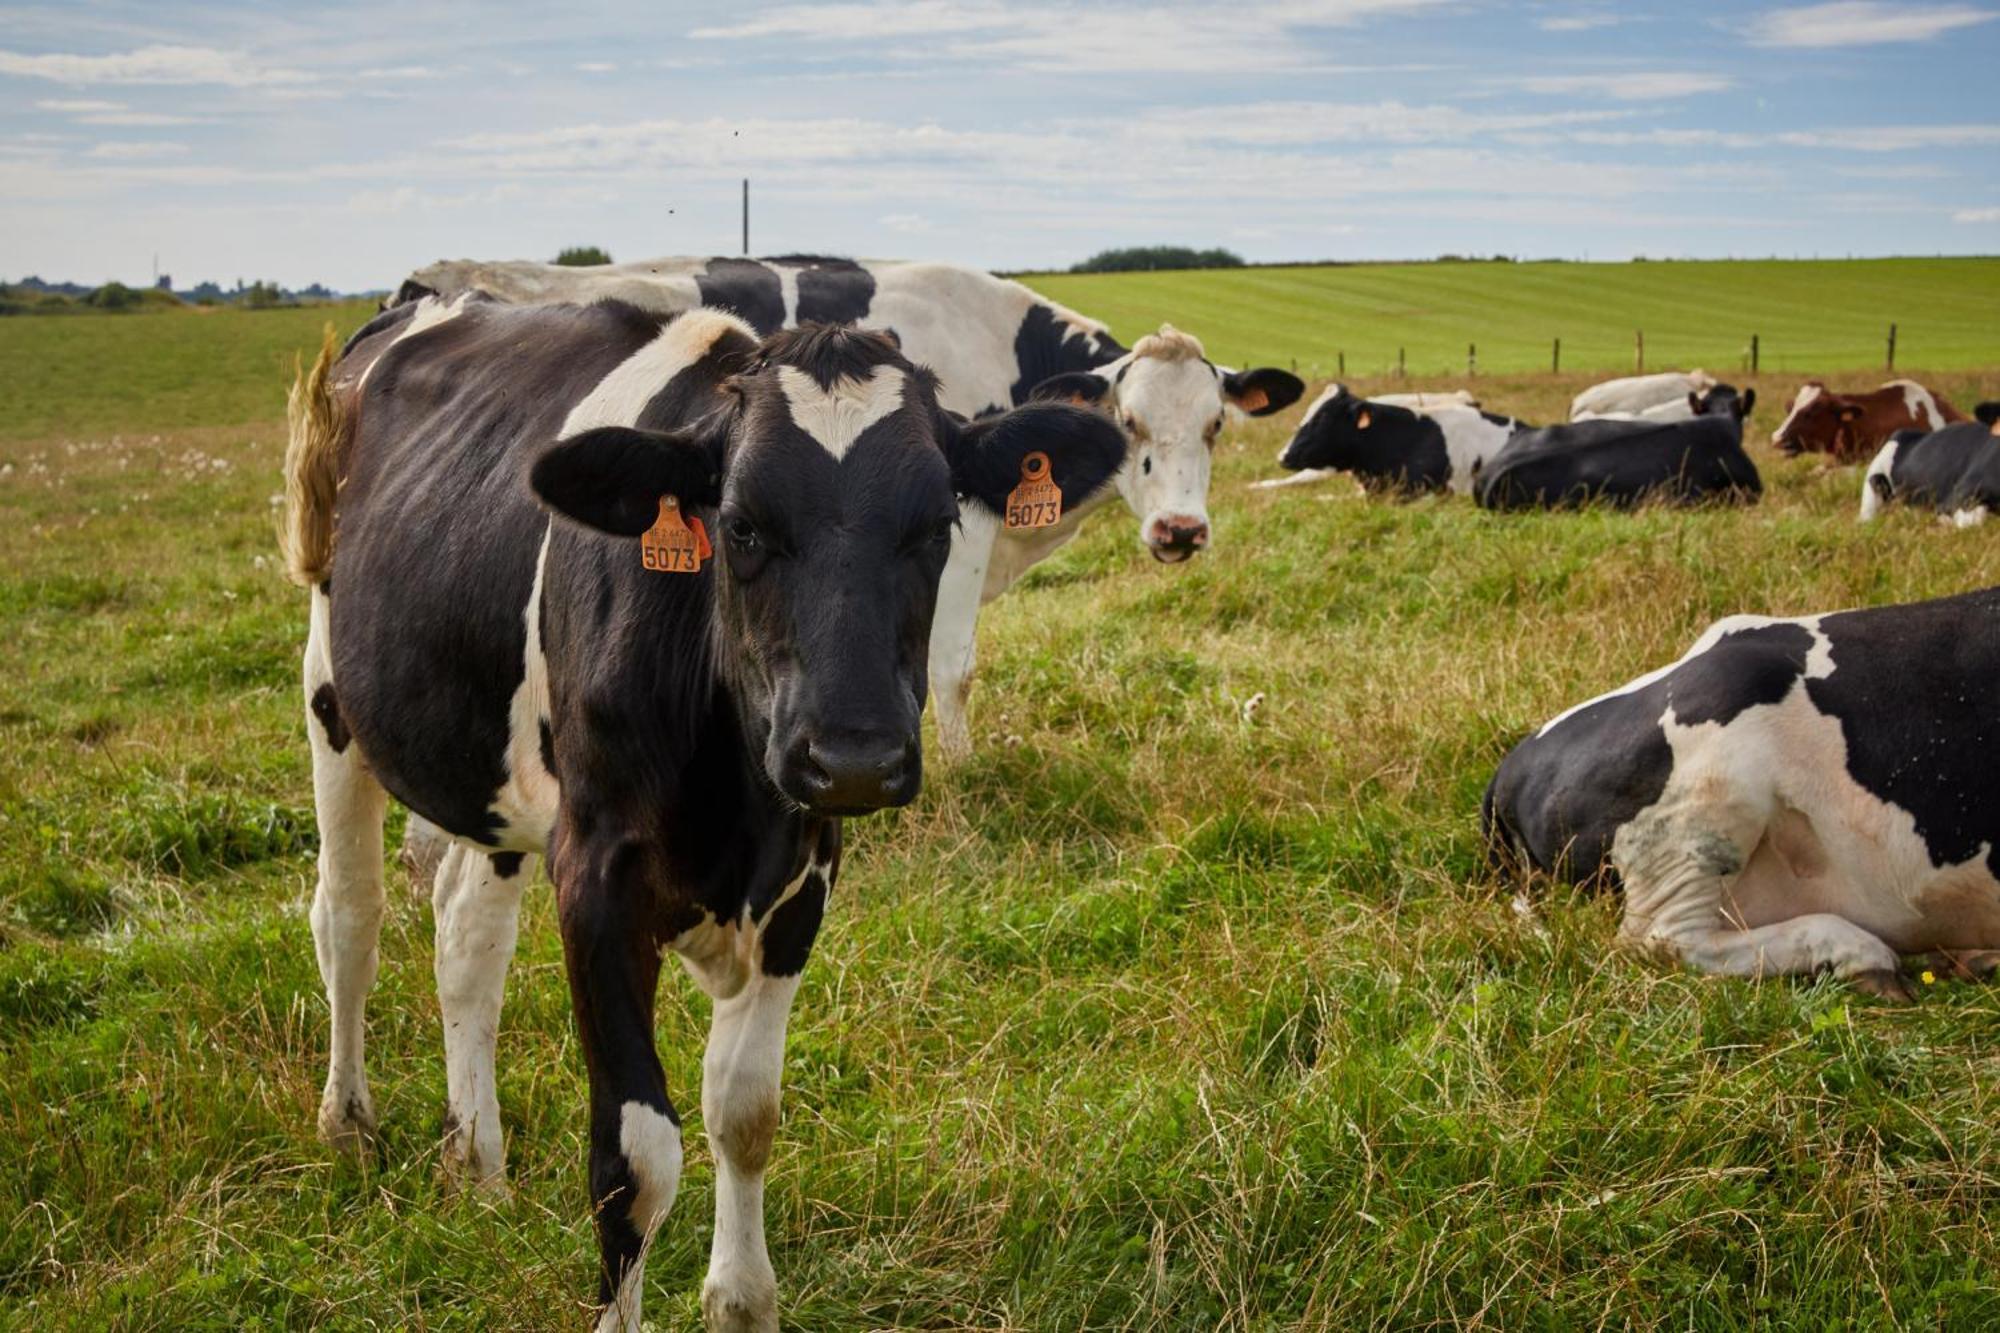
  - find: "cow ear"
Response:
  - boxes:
[530,426,724,536]
[1222,367,1304,417]
[1976,401,2000,427]
[1356,408,1373,430]
[1838,404,1863,423]
[1027,371,1111,408]
[943,403,1128,517]
[1738,388,1756,418]
[1688,391,1704,416]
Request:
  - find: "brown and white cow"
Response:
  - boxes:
[281,296,1126,1330]
[1770,379,1965,461]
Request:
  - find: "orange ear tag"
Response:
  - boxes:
[1004,451,1063,530]
[640,496,710,574]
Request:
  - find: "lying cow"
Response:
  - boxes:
[1860,422,2000,525]
[1477,387,1760,511]
[392,255,1302,759]
[1570,369,1716,421]
[1485,586,2000,999]
[1771,378,1964,461]
[281,297,1125,1331]
[1261,383,1519,495]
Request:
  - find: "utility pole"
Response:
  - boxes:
[742,179,749,256]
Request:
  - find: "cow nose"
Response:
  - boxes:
[794,732,919,812]
[1146,515,1210,562]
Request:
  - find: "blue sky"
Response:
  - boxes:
[3,2,1998,290]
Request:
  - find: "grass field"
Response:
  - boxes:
[1022,257,2000,380]
[3,295,2000,1328]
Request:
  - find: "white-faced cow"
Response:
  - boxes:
[391,255,1303,758]
[1485,586,2000,999]
[1859,418,2000,526]
[1477,387,1760,511]
[1569,369,1716,421]
[281,296,1125,1331]
[1263,383,1519,495]
[1770,379,1965,461]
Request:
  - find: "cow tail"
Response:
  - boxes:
[281,324,348,589]
[1479,774,1515,880]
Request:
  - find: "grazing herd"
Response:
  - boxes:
[280,252,1994,1330]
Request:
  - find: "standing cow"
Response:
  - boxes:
[1770,379,1964,461]
[1264,383,1519,495]
[391,255,1303,758]
[1477,386,1760,511]
[282,296,1125,1330]
[1485,587,2000,999]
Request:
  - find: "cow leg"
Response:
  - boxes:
[560,886,681,1333]
[305,590,391,1159]
[927,517,994,762]
[400,811,451,884]
[690,858,830,1333]
[432,842,531,1193]
[1616,804,1903,995]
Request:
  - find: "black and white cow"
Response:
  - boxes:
[282,295,1125,1330]
[1476,387,1760,511]
[1485,586,2000,999]
[1262,383,1519,495]
[1859,421,2000,525]
[1569,369,1717,421]
[391,255,1302,758]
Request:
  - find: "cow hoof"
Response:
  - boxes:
[318,1090,379,1162]
[701,1271,778,1333]
[1849,968,1916,1003]
[440,1133,512,1200]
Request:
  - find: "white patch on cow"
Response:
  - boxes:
[1249,467,1347,491]
[775,363,905,460]
[1108,326,1226,556]
[928,503,999,760]
[1952,505,1990,528]
[1429,408,1517,495]
[1612,676,2000,981]
[484,524,557,848]
[1890,379,1948,431]
[1571,370,1712,422]
[1859,438,1900,521]
[595,1101,683,1332]
[1538,613,1832,739]
[1772,383,1824,445]
[561,307,752,440]
[775,265,801,327]
[356,293,472,391]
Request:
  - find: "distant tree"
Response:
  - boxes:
[242,280,285,309]
[1069,246,1245,274]
[555,245,613,266]
[85,281,138,311]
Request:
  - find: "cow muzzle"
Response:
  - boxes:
[780,729,921,815]
[1145,514,1210,563]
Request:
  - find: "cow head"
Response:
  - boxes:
[1030,325,1301,562]
[532,319,1126,816]
[1978,401,2000,431]
[1771,382,1859,456]
[1691,384,1755,421]
[1278,384,1412,472]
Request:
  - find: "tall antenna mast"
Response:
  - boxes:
[742,178,749,256]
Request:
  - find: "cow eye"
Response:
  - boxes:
[931,516,957,546]
[723,515,762,551]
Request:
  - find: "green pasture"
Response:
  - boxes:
[3,297,2000,1328]
[1021,256,2000,379]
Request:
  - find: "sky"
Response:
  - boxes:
[3,1,1998,291]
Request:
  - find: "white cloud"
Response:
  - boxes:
[35,98,122,112]
[1954,206,2000,222]
[0,43,312,87]
[1515,72,1733,100]
[84,140,189,159]
[574,61,617,73]
[1132,100,1630,146]
[1570,123,2000,151]
[1538,13,1624,30]
[1745,3,1996,48]
[35,98,199,126]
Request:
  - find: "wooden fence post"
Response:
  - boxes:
[1338,351,1345,379]
[1468,342,1476,378]
[1750,334,1759,375]
[1552,337,1561,374]
[1886,322,1897,373]
[1635,329,1645,373]
[1397,347,1406,380]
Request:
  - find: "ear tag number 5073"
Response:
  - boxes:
[640,496,711,574]
[1004,451,1063,530]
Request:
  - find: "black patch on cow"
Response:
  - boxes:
[1877,424,2000,515]
[341,300,421,357]
[539,718,556,775]
[761,872,827,977]
[1008,303,1124,408]
[1805,589,2000,878]
[1478,416,1761,511]
[1280,389,1454,494]
[695,257,785,335]
[1485,621,1814,884]
[490,851,525,879]
[787,256,877,326]
[310,682,350,753]
[389,278,435,309]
